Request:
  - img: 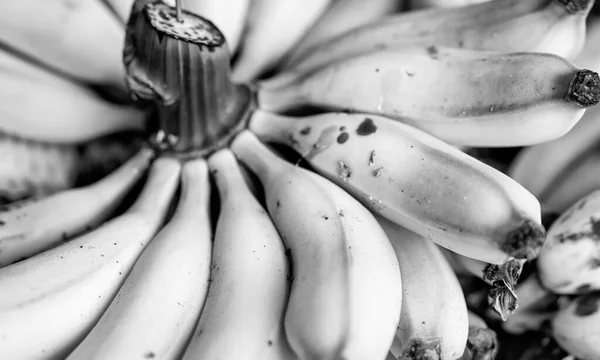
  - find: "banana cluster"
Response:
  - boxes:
[1,0,600,359]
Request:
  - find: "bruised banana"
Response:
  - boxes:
[0,148,154,267]
[0,132,78,203]
[458,311,499,360]
[231,0,332,82]
[67,159,211,360]
[537,190,600,294]
[249,110,545,264]
[0,0,126,87]
[379,219,468,360]
[0,157,180,360]
[287,0,593,72]
[0,48,146,144]
[259,47,600,147]
[552,291,600,360]
[181,149,292,360]
[231,131,403,360]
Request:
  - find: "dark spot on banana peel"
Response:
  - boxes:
[400,339,441,360]
[299,126,311,135]
[337,132,349,144]
[356,118,377,136]
[591,217,600,237]
[0,219,4,226]
[567,70,600,107]
[369,150,376,166]
[502,220,546,260]
[574,291,600,317]
[590,257,600,268]
[467,327,498,360]
[557,0,593,13]
[145,352,156,359]
[339,126,346,131]
[426,45,439,60]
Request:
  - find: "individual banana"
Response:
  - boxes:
[231,131,403,360]
[0,131,79,204]
[66,158,211,360]
[259,48,600,147]
[286,0,593,72]
[180,149,292,360]
[0,48,146,144]
[248,110,545,264]
[0,157,180,360]
[379,218,468,360]
[0,148,154,267]
[282,0,403,68]
[0,0,126,87]
[458,311,499,360]
[411,0,491,9]
[552,291,600,360]
[231,0,333,82]
[537,190,600,294]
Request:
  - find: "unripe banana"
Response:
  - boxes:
[259,48,600,147]
[249,110,545,264]
[379,218,468,360]
[458,311,498,360]
[537,190,600,294]
[181,149,292,360]
[66,159,211,360]
[0,157,180,360]
[287,0,593,72]
[0,131,79,204]
[0,0,126,87]
[552,291,600,360]
[0,48,146,144]
[0,148,154,267]
[231,131,403,360]
[231,0,333,82]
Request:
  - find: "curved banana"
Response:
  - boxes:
[0,148,154,267]
[552,291,600,360]
[537,190,600,294]
[0,0,126,87]
[231,131,403,360]
[249,110,545,264]
[379,218,468,360]
[282,0,403,68]
[458,311,498,360]
[0,131,79,204]
[231,0,333,82]
[260,48,599,147]
[0,48,146,144]
[287,0,592,72]
[181,149,292,360]
[0,157,180,360]
[66,158,211,360]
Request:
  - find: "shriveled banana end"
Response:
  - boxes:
[464,327,498,360]
[501,220,546,261]
[557,0,594,14]
[399,339,442,360]
[567,70,600,108]
[0,132,78,203]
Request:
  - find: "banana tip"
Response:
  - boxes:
[502,220,546,261]
[399,339,442,360]
[567,70,600,108]
[467,327,499,360]
[557,0,593,13]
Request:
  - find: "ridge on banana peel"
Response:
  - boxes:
[231,131,402,360]
[379,218,468,360]
[181,149,292,360]
[0,131,79,203]
[260,47,600,147]
[552,291,600,360]
[286,0,593,72]
[248,110,546,264]
[0,148,154,267]
[66,159,211,360]
[0,157,180,360]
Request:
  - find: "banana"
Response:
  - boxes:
[260,48,599,147]
[552,291,600,360]
[0,148,153,268]
[0,0,126,87]
[180,149,292,360]
[230,131,403,360]
[281,0,403,68]
[0,48,146,144]
[537,190,600,294]
[0,157,180,360]
[286,0,593,72]
[66,158,211,360]
[458,311,498,360]
[231,0,333,82]
[248,110,545,264]
[379,218,468,360]
[411,0,491,9]
[0,131,79,204]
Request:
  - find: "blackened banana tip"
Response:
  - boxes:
[557,0,593,13]
[502,220,546,261]
[400,339,442,360]
[567,70,600,108]
[467,327,499,360]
